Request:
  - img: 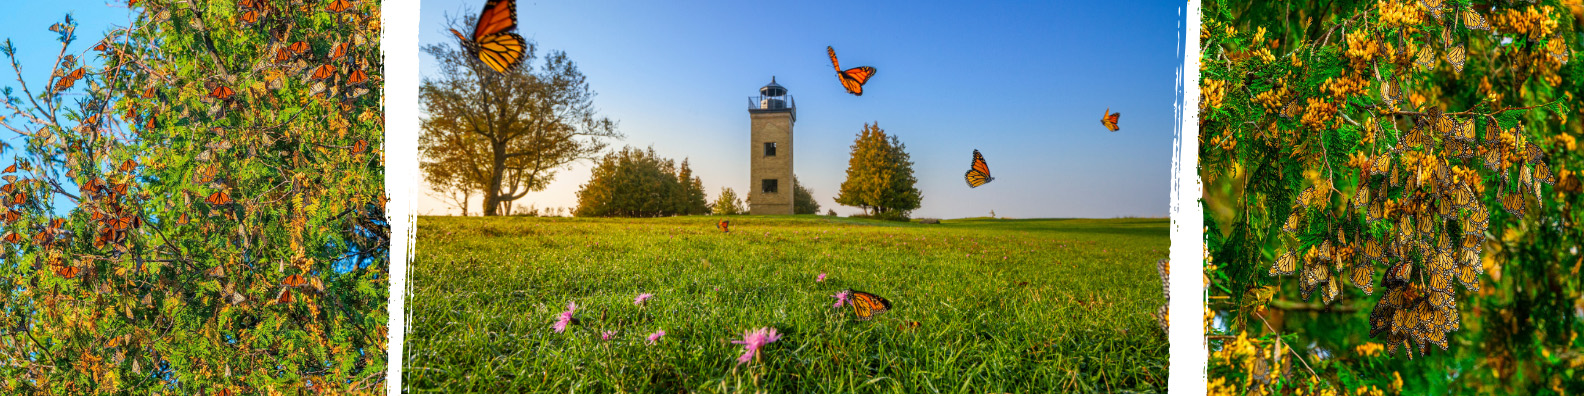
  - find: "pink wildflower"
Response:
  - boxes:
[832,290,850,307]
[601,330,616,341]
[551,302,577,333]
[817,273,827,282]
[647,330,666,345]
[731,327,783,364]
[634,293,654,306]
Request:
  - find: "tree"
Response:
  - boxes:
[0,2,387,394]
[420,14,620,216]
[574,146,704,217]
[834,122,922,219]
[712,187,745,215]
[1201,0,1584,394]
[675,158,710,215]
[793,176,820,214]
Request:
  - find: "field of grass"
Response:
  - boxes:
[402,215,1170,393]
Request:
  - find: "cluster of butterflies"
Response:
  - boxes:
[1267,107,1558,356]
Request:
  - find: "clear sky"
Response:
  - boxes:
[417,0,1185,219]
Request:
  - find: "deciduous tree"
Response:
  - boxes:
[834,122,921,219]
[420,15,620,216]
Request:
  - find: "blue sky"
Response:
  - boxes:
[0,1,134,103]
[418,0,1185,219]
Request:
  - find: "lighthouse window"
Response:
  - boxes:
[764,142,777,156]
[762,179,779,193]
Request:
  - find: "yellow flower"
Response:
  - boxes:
[1355,342,1385,356]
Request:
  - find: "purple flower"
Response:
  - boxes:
[634,293,654,306]
[647,330,666,345]
[551,302,577,333]
[832,290,850,308]
[601,330,617,341]
[817,273,827,282]
[731,327,783,364]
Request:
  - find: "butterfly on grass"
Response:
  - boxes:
[848,290,892,320]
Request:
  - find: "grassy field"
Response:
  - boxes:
[402,215,1170,393]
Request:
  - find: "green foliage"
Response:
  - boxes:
[419,13,620,216]
[0,1,386,394]
[792,176,819,215]
[834,122,922,218]
[1201,0,1584,394]
[712,187,745,216]
[404,215,1169,393]
[574,146,705,217]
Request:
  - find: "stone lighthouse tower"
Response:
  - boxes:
[747,77,795,215]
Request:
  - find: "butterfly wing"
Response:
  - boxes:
[1102,109,1121,131]
[850,291,891,320]
[475,32,527,73]
[473,0,519,40]
[827,46,841,73]
[838,66,877,96]
[967,149,994,188]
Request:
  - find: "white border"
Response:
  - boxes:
[382,1,1206,394]
[1171,0,1206,395]
[385,0,418,393]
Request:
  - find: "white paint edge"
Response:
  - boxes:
[1171,0,1207,395]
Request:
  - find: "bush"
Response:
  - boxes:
[575,146,709,217]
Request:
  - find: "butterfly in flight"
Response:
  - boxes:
[964,149,995,188]
[827,46,876,96]
[1101,108,1121,131]
[451,0,527,74]
[718,220,730,233]
[848,290,892,320]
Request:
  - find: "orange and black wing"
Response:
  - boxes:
[474,32,527,74]
[827,46,876,96]
[473,0,518,40]
[849,290,892,320]
[1101,108,1121,131]
[965,149,994,188]
[325,0,353,13]
[205,191,232,205]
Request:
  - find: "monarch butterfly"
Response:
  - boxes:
[1445,44,1466,73]
[1461,9,1490,30]
[93,40,109,52]
[848,290,891,320]
[1101,108,1121,131]
[176,212,190,225]
[827,46,876,96]
[241,9,261,25]
[1380,79,1402,107]
[330,42,351,60]
[964,149,994,188]
[1281,211,1302,233]
[2,210,18,223]
[352,139,368,154]
[276,288,294,304]
[1547,39,1570,64]
[326,0,352,13]
[717,220,729,233]
[120,158,137,173]
[1420,0,1445,20]
[346,68,369,84]
[55,68,85,92]
[1414,45,1437,70]
[2,232,18,244]
[451,0,527,74]
[55,265,80,279]
[205,191,232,205]
[1350,264,1375,294]
[283,274,308,287]
[209,85,236,100]
[310,64,336,80]
[1278,99,1303,119]
[1384,261,1412,288]
[3,164,14,173]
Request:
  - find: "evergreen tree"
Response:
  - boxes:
[574,146,710,217]
[712,187,745,215]
[834,122,922,219]
[676,158,710,215]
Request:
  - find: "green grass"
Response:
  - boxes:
[402,215,1169,393]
